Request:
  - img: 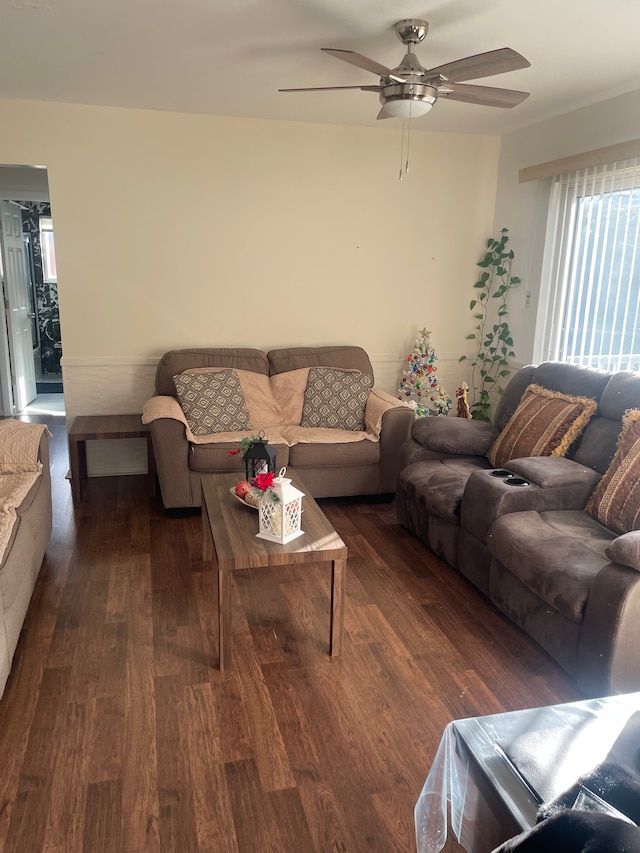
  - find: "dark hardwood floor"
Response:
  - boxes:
[0,424,581,852]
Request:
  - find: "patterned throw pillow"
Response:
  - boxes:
[487,383,597,469]
[173,369,252,436]
[300,367,372,431]
[587,409,640,534]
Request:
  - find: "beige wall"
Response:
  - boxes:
[0,98,500,423]
[493,87,640,365]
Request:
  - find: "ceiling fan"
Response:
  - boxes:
[280,18,531,120]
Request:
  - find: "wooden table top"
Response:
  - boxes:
[201,472,347,572]
[68,414,149,440]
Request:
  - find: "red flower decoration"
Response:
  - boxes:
[252,472,275,492]
[227,448,242,456]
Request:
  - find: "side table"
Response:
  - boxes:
[67,414,156,502]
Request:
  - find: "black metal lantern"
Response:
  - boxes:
[244,433,277,481]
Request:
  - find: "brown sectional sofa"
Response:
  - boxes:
[396,362,640,696]
[0,422,52,698]
[143,345,413,510]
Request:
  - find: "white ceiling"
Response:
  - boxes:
[2,0,640,136]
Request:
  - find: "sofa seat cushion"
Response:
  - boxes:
[287,435,379,468]
[189,439,289,473]
[488,384,597,469]
[488,510,616,622]
[399,457,491,523]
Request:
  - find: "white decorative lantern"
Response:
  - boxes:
[256,467,304,544]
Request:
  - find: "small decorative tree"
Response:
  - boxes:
[459,229,521,421]
[398,328,452,417]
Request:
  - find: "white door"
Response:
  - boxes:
[0,200,36,410]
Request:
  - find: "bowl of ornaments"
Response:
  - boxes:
[230,480,261,508]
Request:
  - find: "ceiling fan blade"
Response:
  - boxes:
[377,107,393,120]
[322,48,406,83]
[279,85,381,92]
[427,48,530,83]
[441,83,530,108]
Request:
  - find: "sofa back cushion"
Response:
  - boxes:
[530,361,612,400]
[267,345,374,383]
[574,371,640,473]
[487,383,597,469]
[156,348,269,397]
[493,362,611,434]
[300,367,372,431]
[493,365,537,431]
[174,369,253,436]
[586,409,640,534]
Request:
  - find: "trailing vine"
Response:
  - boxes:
[459,228,521,421]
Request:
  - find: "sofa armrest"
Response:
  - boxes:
[365,388,409,437]
[411,416,499,457]
[462,458,602,544]
[505,456,602,491]
[605,532,640,572]
[142,395,187,427]
[374,395,414,493]
[578,561,640,695]
[148,417,198,509]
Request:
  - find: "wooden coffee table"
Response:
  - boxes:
[201,471,347,671]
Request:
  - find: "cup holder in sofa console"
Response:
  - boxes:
[503,476,530,487]
[490,469,513,478]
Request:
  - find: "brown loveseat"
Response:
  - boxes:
[143,345,413,510]
[396,362,640,696]
[0,420,52,698]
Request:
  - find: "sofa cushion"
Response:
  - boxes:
[0,473,42,589]
[0,420,47,474]
[174,369,252,436]
[573,372,640,473]
[267,345,374,382]
[399,457,491,523]
[156,348,269,397]
[488,510,615,622]
[606,531,640,572]
[270,368,309,425]
[189,439,289,473]
[287,436,379,467]
[411,416,499,456]
[488,383,597,469]
[587,409,640,534]
[301,367,372,431]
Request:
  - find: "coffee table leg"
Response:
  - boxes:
[202,511,213,562]
[330,558,345,657]
[218,569,233,671]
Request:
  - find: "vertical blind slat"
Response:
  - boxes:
[547,157,640,371]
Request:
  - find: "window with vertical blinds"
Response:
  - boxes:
[540,158,640,371]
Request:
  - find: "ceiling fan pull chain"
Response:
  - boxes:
[398,112,412,181]
[399,119,406,181]
[405,107,412,175]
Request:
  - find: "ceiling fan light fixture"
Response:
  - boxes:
[381,83,437,119]
[383,98,433,119]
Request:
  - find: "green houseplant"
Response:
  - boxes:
[459,228,521,421]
